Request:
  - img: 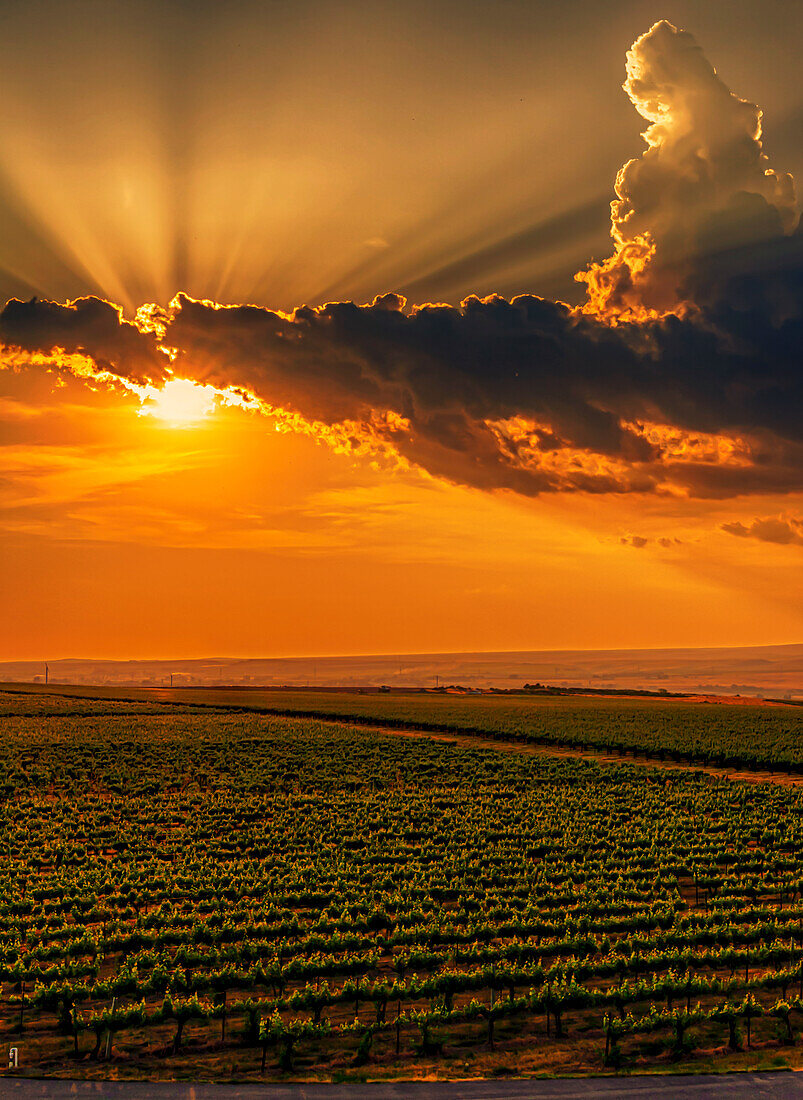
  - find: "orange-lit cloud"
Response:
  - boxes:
[2,268,802,501]
[722,514,803,547]
[576,20,798,320]
[0,22,801,508]
[0,14,802,662]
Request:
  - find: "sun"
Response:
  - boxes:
[140,378,218,426]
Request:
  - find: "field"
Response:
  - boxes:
[9,684,803,769]
[2,687,803,1082]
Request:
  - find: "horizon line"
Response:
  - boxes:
[2,639,801,665]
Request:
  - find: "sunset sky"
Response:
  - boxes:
[1,0,802,660]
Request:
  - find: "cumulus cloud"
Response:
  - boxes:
[0,296,166,385]
[577,20,798,318]
[3,283,800,500]
[0,21,801,503]
[722,515,803,546]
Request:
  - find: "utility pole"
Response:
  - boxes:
[45,663,48,685]
[170,673,173,688]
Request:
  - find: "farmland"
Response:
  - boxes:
[1,688,803,1081]
[9,684,803,770]
[191,689,803,770]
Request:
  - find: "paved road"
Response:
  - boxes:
[1,1073,801,1099]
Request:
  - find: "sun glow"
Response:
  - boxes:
[139,378,218,426]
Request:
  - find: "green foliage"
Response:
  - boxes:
[2,688,803,1071]
[150,688,803,771]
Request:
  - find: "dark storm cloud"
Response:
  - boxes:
[0,296,166,386]
[166,289,644,453]
[3,258,801,499]
[162,289,662,495]
[158,257,803,497]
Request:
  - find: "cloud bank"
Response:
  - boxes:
[0,21,801,502]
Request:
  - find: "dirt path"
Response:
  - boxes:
[365,724,803,789]
[4,683,802,790]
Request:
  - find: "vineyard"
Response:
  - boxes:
[1,687,803,1081]
[12,685,803,772]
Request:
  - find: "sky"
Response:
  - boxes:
[1,0,801,659]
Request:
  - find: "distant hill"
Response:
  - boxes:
[2,643,801,698]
